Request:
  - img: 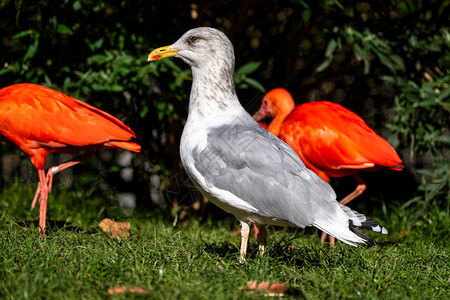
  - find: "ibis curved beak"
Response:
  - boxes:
[252,108,266,121]
[252,101,269,121]
[148,45,179,61]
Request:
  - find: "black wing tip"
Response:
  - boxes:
[339,204,388,235]
[349,220,377,247]
[359,219,389,234]
[374,163,404,171]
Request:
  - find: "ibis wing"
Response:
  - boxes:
[281,101,402,172]
[0,84,138,151]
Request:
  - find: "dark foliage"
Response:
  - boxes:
[0,0,448,220]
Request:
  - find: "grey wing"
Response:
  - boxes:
[192,121,337,227]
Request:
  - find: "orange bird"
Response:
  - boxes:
[253,88,403,244]
[0,83,141,233]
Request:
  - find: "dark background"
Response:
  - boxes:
[0,0,448,221]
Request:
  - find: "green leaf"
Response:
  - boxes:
[237,82,249,89]
[296,0,310,8]
[315,56,332,73]
[437,86,450,102]
[243,78,266,93]
[91,84,106,92]
[23,39,39,62]
[12,30,33,39]
[325,39,337,58]
[0,68,10,76]
[235,61,262,76]
[110,84,124,92]
[302,9,312,23]
[390,54,406,72]
[72,0,82,10]
[380,75,396,84]
[324,0,344,9]
[56,24,73,35]
[353,43,370,74]
[44,74,52,85]
[94,38,104,50]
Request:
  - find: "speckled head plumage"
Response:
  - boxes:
[149,27,235,72]
[149,27,238,114]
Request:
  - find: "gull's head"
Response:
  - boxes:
[148,27,235,70]
[253,88,296,121]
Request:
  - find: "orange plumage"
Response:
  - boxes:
[0,83,141,233]
[254,88,403,243]
[281,100,403,180]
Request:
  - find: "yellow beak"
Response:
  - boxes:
[148,45,179,61]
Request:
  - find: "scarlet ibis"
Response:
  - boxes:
[0,83,141,233]
[253,88,403,244]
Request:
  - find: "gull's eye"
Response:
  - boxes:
[189,36,199,44]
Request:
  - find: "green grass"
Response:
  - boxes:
[0,182,449,299]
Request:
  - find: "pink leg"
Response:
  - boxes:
[37,169,49,234]
[339,175,366,205]
[252,222,259,238]
[30,151,96,210]
[232,222,260,239]
[31,183,41,210]
[256,225,266,256]
[46,151,96,192]
[321,175,367,245]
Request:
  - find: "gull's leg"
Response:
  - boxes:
[256,224,266,257]
[321,175,366,245]
[239,221,250,263]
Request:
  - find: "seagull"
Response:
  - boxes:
[148,27,387,261]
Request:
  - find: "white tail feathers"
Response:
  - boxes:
[313,204,388,247]
[313,222,367,247]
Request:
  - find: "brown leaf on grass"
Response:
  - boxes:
[398,230,409,238]
[245,280,258,290]
[267,282,290,296]
[108,286,150,295]
[243,280,290,296]
[257,281,271,291]
[99,218,130,239]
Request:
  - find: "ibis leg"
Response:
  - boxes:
[256,225,266,257]
[46,151,95,192]
[37,169,49,234]
[339,175,366,205]
[31,151,96,211]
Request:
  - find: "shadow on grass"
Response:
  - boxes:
[15,220,87,234]
[201,236,327,267]
[201,231,388,272]
[202,241,240,260]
